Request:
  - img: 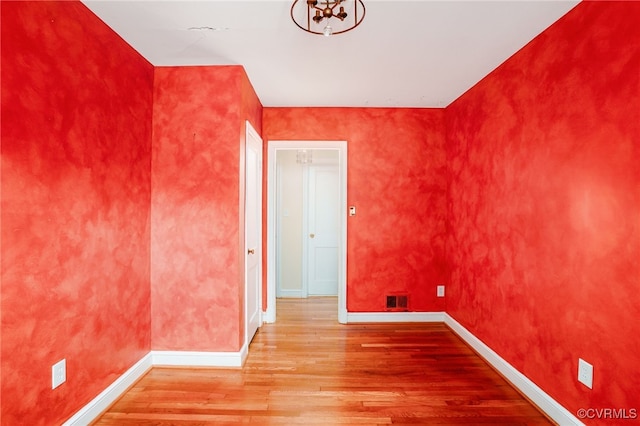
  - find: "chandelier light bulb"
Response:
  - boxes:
[323,25,333,36]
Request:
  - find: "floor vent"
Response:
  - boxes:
[386,295,397,309]
[386,294,408,311]
[397,295,408,309]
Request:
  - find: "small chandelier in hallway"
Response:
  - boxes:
[291,0,366,37]
[296,149,313,164]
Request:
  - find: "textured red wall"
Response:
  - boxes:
[1,2,154,424]
[151,66,262,352]
[263,108,447,312]
[446,1,640,421]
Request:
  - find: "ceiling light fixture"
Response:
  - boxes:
[291,0,365,37]
[296,149,313,164]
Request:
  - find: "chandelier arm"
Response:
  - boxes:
[327,0,365,35]
[313,0,330,13]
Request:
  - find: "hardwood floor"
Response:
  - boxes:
[93,298,553,425]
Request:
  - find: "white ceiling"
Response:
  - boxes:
[81,0,579,108]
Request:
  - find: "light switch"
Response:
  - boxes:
[349,206,356,216]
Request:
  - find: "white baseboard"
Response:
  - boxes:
[151,347,248,368]
[67,314,579,426]
[347,311,445,323]
[66,347,248,424]
[444,314,584,426]
[276,289,306,298]
[263,308,276,324]
[63,353,153,426]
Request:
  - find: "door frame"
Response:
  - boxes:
[244,120,263,347]
[266,140,348,324]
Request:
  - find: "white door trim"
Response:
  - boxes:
[266,141,348,324]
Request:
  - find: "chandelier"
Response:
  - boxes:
[291,0,366,37]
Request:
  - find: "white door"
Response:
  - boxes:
[307,165,339,296]
[245,121,262,344]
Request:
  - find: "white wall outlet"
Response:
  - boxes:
[436,285,445,297]
[578,358,593,389]
[52,359,66,389]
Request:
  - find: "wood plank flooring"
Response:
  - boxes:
[93,297,553,425]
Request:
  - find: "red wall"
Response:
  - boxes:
[446,1,640,422]
[151,66,262,352]
[3,1,637,423]
[1,2,154,424]
[263,108,447,312]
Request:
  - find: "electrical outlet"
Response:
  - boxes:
[437,285,445,297]
[578,358,593,389]
[52,359,66,389]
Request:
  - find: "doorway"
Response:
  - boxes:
[266,141,347,324]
